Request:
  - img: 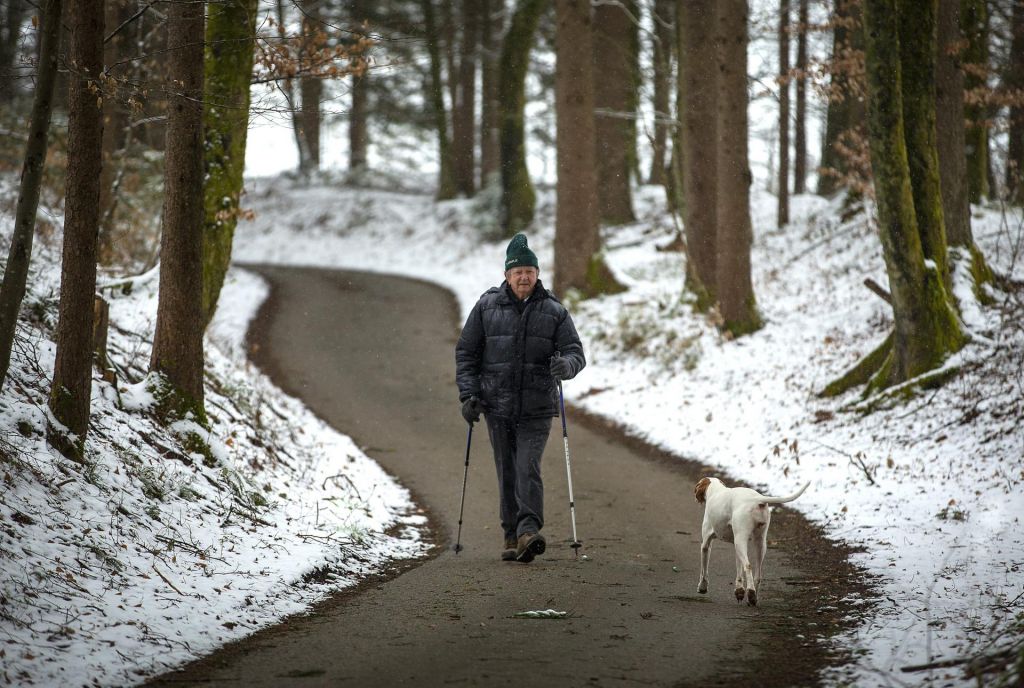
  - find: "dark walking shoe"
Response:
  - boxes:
[515,532,546,563]
[501,538,517,561]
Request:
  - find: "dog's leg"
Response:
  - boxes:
[698,529,715,594]
[733,531,757,606]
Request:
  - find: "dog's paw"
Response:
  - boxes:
[746,589,757,606]
[697,579,708,594]
[734,587,745,602]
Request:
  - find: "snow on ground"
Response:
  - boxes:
[0,193,427,686]
[236,176,1023,687]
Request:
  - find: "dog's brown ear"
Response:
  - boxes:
[694,477,711,504]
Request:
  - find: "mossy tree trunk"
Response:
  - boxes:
[201,0,258,329]
[647,0,673,186]
[1006,0,1024,204]
[793,0,808,193]
[423,0,458,200]
[715,0,761,336]
[778,0,791,228]
[0,0,61,392]
[592,0,638,225]
[678,0,717,310]
[817,0,866,197]
[553,0,624,299]
[150,0,206,422]
[936,0,992,297]
[498,0,545,234]
[854,0,964,393]
[961,0,988,204]
[49,0,104,455]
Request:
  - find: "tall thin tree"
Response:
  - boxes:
[0,0,62,390]
[593,0,638,224]
[497,0,545,234]
[793,0,808,193]
[479,0,504,188]
[817,0,866,196]
[452,0,479,196]
[423,0,457,199]
[298,0,322,174]
[778,0,791,228]
[1006,0,1024,204]
[49,0,104,454]
[678,0,717,310]
[715,0,761,335]
[202,0,259,328]
[648,0,673,186]
[349,1,370,171]
[962,0,988,203]
[150,0,206,418]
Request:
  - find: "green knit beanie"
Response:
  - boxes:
[504,233,539,271]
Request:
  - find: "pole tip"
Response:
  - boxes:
[453,544,463,554]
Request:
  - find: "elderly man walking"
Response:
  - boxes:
[455,233,586,563]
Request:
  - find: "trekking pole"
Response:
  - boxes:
[454,423,473,553]
[557,377,583,557]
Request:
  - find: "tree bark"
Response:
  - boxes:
[818,0,866,196]
[479,0,504,188]
[0,0,61,391]
[423,0,458,199]
[898,0,950,290]
[793,0,808,193]
[861,0,964,390]
[647,0,673,186]
[592,0,638,224]
[554,0,621,297]
[1007,0,1024,204]
[349,0,370,171]
[497,0,545,234]
[0,0,28,100]
[778,0,791,228]
[201,0,258,329]
[49,0,104,452]
[961,0,988,203]
[715,0,760,335]
[452,0,479,196]
[298,0,322,174]
[936,0,973,248]
[678,0,717,309]
[150,0,206,419]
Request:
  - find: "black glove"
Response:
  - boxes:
[549,356,572,380]
[461,396,482,424]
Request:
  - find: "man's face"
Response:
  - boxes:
[506,266,539,300]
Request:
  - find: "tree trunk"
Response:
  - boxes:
[49,0,104,454]
[818,0,866,196]
[860,0,964,391]
[298,0,322,174]
[678,0,717,310]
[962,0,988,203]
[201,0,258,329]
[793,0,808,193]
[423,0,458,199]
[479,0,504,188]
[0,0,61,391]
[276,0,306,171]
[1007,0,1024,204]
[554,0,622,298]
[498,0,545,234]
[778,0,791,228]
[647,0,673,186]
[150,0,206,419]
[452,0,479,196]
[349,66,369,172]
[97,0,134,262]
[715,0,761,336]
[936,0,973,248]
[898,0,950,291]
[592,0,638,225]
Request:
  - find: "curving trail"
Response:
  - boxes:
[150,266,859,688]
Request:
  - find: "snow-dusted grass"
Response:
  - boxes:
[0,196,426,686]
[237,176,1023,687]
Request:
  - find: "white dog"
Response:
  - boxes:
[693,477,809,606]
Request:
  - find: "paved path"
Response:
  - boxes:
[152,266,858,687]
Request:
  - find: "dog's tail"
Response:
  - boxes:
[759,481,810,505]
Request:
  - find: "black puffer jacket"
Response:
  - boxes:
[455,280,586,419]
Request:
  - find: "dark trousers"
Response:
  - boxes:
[484,414,552,540]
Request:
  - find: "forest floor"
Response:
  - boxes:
[151,265,865,688]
